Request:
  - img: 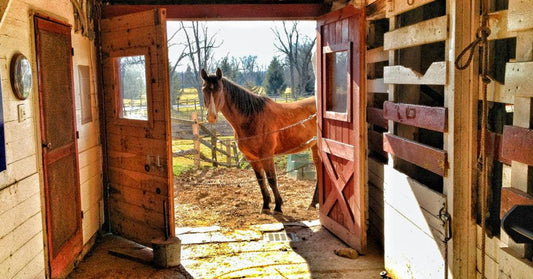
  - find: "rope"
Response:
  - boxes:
[454,2,491,278]
[233,113,317,142]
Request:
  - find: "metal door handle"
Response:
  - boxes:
[42,142,52,149]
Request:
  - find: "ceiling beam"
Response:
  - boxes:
[103,3,329,20]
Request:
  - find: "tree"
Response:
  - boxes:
[263,57,286,97]
[218,56,239,81]
[178,21,222,103]
[272,21,316,99]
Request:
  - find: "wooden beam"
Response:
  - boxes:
[488,10,517,41]
[502,125,533,166]
[384,15,448,51]
[367,78,387,93]
[366,0,386,20]
[103,3,327,20]
[366,107,388,129]
[480,131,511,165]
[385,0,436,18]
[508,0,533,32]
[367,46,388,64]
[320,138,354,161]
[383,101,447,132]
[383,133,447,176]
[501,187,533,219]
[384,61,447,85]
[504,62,533,98]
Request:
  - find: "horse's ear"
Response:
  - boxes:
[201,69,208,80]
[216,68,222,80]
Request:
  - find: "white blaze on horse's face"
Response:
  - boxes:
[207,93,217,123]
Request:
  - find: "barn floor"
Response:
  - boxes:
[69,221,384,278]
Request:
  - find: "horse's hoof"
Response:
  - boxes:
[260,208,271,215]
[273,210,283,216]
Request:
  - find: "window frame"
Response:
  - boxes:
[111,48,153,127]
[322,41,352,122]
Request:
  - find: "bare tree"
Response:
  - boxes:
[272,21,316,99]
[179,21,222,102]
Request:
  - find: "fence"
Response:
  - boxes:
[172,112,244,168]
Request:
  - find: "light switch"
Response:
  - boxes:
[17,104,26,122]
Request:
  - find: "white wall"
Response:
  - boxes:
[0,0,103,278]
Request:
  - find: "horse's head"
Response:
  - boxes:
[201,68,225,123]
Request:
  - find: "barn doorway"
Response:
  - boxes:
[168,7,380,277]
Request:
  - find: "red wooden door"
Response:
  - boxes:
[34,16,82,278]
[100,9,174,246]
[316,6,367,253]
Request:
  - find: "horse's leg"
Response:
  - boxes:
[308,145,320,210]
[264,158,283,214]
[250,161,271,214]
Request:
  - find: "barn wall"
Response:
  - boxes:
[0,0,103,278]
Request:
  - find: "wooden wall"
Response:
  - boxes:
[0,0,103,278]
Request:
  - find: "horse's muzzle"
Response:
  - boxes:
[207,113,217,123]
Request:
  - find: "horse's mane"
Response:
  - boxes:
[222,78,272,116]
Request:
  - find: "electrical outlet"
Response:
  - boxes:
[17,104,26,122]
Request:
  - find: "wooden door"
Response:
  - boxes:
[316,6,366,253]
[34,16,82,278]
[101,9,174,246]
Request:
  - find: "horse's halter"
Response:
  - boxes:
[201,68,224,123]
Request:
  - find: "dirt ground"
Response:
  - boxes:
[174,167,319,230]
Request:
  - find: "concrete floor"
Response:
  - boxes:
[69,221,384,278]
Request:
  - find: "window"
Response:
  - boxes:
[78,65,92,124]
[324,42,351,121]
[117,55,148,121]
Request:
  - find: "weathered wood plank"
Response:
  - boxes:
[386,0,436,18]
[384,61,447,85]
[481,131,511,165]
[508,0,533,32]
[498,247,533,278]
[366,107,388,129]
[504,62,533,97]
[320,138,354,161]
[366,46,388,64]
[500,187,533,219]
[384,15,448,50]
[367,78,387,93]
[488,10,517,41]
[501,125,533,166]
[383,133,447,176]
[383,101,447,132]
[366,0,386,20]
[485,79,514,104]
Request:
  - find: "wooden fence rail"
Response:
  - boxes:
[172,112,242,168]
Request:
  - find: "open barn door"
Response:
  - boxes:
[100,9,174,245]
[316,5,367,253]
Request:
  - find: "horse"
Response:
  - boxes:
[200,68,319,214]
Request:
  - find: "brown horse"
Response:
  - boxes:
[201,68,319,214]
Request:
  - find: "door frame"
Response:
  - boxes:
[34,14,83,278]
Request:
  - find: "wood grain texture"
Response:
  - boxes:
[500,187,533,219]
[383,133,447,176]
[383,101,447,132]
[384,61,447,85]
[508,0,533,32]
[502,125,533,166]
[384,15,448,50]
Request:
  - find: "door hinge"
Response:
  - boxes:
[76,131,79,139]
[81,210,84,219]
[439,207,452,243]
[72,48,74,56]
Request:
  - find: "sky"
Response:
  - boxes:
[166,21,317,72]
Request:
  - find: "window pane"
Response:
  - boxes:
[118,55,148,120]
[326,51,348,113]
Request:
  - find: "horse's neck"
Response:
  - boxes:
[219,90,250,137]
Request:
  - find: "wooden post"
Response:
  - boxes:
[226,139,231,167]
[232,142,240,168]
[192,112,200,168]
